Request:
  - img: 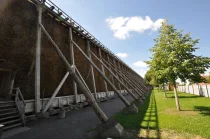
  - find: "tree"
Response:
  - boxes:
[145,66,167,95]
[144,69,152,85]
[148,20,210,110]
[145,68,162,85]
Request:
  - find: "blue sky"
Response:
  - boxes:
[51,0,210,77]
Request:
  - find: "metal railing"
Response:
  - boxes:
[12,88,26,126]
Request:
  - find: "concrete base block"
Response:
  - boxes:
[70,105,77,110]
[58,109,65,119]
[141,96,146,100]
[48,109,58,115]
[100,123,123,139]
[26,115,37,122]
[76,103,83,109]
[124,104,138,114]
[0,125,4,139]
[42,112,50,118]
[135,99,144,106]
[85,119,124,139]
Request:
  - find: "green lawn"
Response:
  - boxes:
[115,90,210,139]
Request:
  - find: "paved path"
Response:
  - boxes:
[7,95,134,139]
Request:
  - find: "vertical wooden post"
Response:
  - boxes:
[117,61,125,94]
[87,40,97,100]
[9,71,16,96]
[127,70,148,92]
[69,27,78,103]
[113,59,122,93]
[35,3,42,113]
[39,23,109,121]
[107,54,115,85]
[0,124,4,139]
[100,56,144,97]
[98,48,109,97]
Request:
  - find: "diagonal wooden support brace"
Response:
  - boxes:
[100,56,145,98]
[42,72,69,113]
[117,63,148,94]
[39,23,108,122]
[104,58,147,93]
[89,51,139,100]
[127,72,149,93]
[72,40,132,106]
[102,58,146,97]
[86,40,97,100]
[102,58,144,97]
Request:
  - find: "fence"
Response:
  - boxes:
[177,84,210,98]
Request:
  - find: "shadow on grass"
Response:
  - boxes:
[138,92,160,139]
[194,106,210,116]
[115,93,152,129]
[168,95,201,99]
[114,91,161,139]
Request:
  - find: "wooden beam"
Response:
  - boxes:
[98,48,109,97]
[69,27,78,104]
[39,23,109,122]
[87,40,97,100]
[35,3,42,113]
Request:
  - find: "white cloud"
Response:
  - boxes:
[136,68,148,77]
[132,60,149,77]
[106,16,164,40]
[116,53,128,58]
[133,61,147,68]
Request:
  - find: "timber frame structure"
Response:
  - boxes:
[0,0,152,137]
[33,0,150,118]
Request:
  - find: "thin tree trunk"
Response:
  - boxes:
[164,90,167,98]
[173,82,180,111]
[163,84,167,98]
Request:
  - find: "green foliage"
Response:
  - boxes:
[115,93,151,129]
[144,70,152,84]
[206,78,210,83]
[148,19,210,84]
[144,68,166,86]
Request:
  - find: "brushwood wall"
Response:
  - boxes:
[0,0,126,99]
